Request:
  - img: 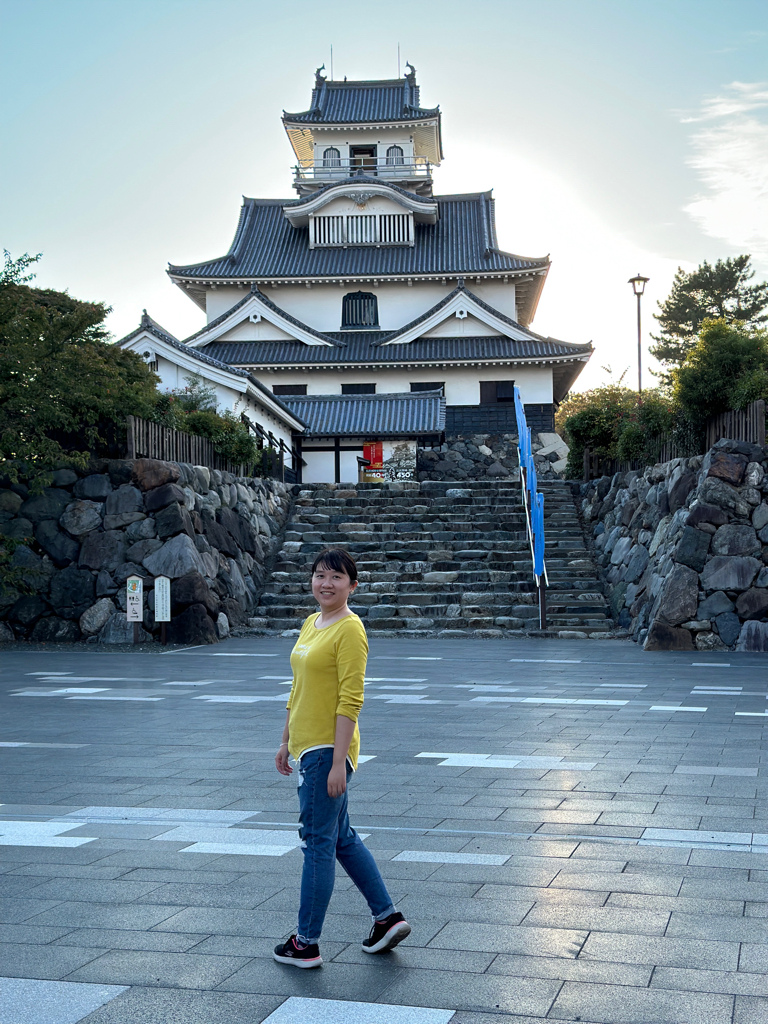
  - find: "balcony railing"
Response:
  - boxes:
[294,158,433,182]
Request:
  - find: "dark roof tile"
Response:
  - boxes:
[283,75,438,125]
[282,391,445,437]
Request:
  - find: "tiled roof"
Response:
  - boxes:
[117,313,306,428]
[282,391,445,437]
[199,334,592,367]
[283,74,438,125]
[168,191,548,283]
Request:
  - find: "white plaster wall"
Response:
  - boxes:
[218,318,295,342]
[152,355,295,449]
[205,280,518,334]
[317,195,414,217]
[256,363,553,404]
[422,314,500,338]
[302,451,336,484]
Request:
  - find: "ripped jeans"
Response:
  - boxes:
[296,747,395,945]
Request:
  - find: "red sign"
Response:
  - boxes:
[363,441,383,469]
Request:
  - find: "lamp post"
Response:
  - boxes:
[628,273,649,403]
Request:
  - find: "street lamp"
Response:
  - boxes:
[628,273,649,403]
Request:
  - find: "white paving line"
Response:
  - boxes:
[192,694,287,703]
[203,653,279,657]
[509,658,582,663]
[415,752,597,770]
[599,684,647,688]
[262,997,454,1024]
[364,677,428,682]
[0,822,98,847]
[650,706,707,712]
[691,663,731,667]
[66,695,164,702]
[0,742,86,748]
[472,696,628,707]
[375,656,442,661]
[736,711,768,717]
[161,644,208,653]
[393,850,508,865]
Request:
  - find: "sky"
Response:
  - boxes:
[2,0,767,391]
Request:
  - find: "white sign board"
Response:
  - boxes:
[126,575,143,622]
[154,576,171,622]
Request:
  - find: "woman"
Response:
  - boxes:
[273,547,411,968]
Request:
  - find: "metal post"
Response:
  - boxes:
[636,289,643,404]
[539,579,547,630]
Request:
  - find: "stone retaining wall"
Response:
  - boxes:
[0,460,291,644]
[578,439,768,652]
[418,432,569,482]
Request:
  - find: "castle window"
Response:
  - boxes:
[273,384,307,396]
[410,382,444,394]
[480,380,516,404]
[386,145,404,165]
[341,291,379,329]
[342,383,376,395]
[322,147,341,167]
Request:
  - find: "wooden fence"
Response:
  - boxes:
[125,416,255,477]
[706,399,766,449]
[583,399,766,481]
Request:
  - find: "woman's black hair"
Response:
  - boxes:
[311,547,358,583]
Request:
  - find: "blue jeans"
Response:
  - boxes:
[296,747,395,944]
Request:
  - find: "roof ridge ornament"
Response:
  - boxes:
[315,64,326,85]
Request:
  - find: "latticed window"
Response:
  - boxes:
[386,145,404,165]
[341,292,379,329]
[322,147,341,167]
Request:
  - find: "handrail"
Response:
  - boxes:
[514,387,548,628]
[294,158,432,180]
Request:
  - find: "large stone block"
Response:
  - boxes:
[105,485,143,516]
[132,459,181,492]
[698,477,751,517]
[0,489,23,514]
[10,595,47,627]
[686,502,728,528]
[142,533,207,579]
[34,521,79,566]
[50,566,95,618]
[73,474,112,500]
[218,507,257,555]
[78,530,127,572]
[610,536,633,565]
[79,598,116,636]
[707,450,747,486]
[30,616,80,642]
[736,620,768,652]
[711,524,760,557]
[698,590,734,618]
[754,503,768,531]
[60,500,103,537]
[166,603,218,645]
[657,564,698,625]
[624,544,650,583]
[201,511,238,558]
[643,621,694,651]
[98,612,151,644]
[735,588,768,620]
[145,483,186,512]
[19,488,71,523]
[714,611,742,646]
[668,471,696,513]
[674,526,711,572]
[171,571,220,616]
[155,502,195,541]
[700,555,761,592]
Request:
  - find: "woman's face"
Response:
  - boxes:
[311,562,357,614]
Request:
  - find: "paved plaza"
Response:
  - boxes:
[2,636,768,1024]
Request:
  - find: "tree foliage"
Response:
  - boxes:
[0,259,160,481]
[151,375,263,467]
[650,255,768,368]
[671,319,768,427]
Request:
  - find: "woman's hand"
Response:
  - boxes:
[275,743,292,776]
[327,763,347,798]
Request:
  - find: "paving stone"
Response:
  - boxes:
[76,987,283,1024]
[580,932,739,969]
[549,981,734,1024]
[67,948,250,989]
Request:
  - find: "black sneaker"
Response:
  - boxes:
[273,935,322,968]
[362,911,411,954]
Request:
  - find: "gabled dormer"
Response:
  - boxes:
[283,64,442,197]
[283,179,438,249]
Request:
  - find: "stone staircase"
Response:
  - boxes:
[247,479,615,637]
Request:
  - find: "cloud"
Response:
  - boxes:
[682,82,768,272]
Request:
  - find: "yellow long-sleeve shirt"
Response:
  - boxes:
[286,612,368,770]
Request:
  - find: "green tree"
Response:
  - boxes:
[0,258,160,481]
[671,319,768,428]
[560,384,638,476]
[651,255,768,368]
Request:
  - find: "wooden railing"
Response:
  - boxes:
[126,416,255,477]
[706,399,766,449]
[582,399,767,481]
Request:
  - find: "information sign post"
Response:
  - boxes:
[126,575,143,644]
[154,575,171,645]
